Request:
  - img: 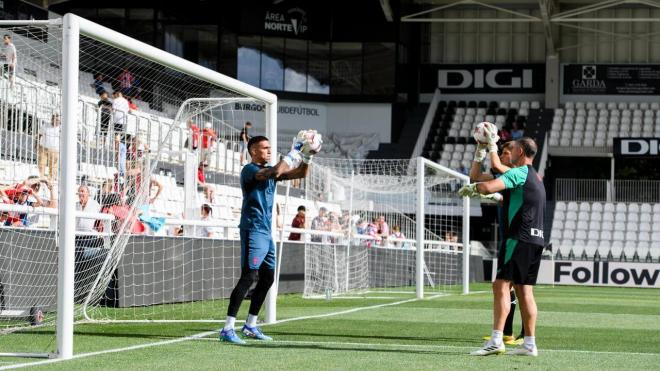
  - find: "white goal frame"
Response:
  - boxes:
[24,14,278,360]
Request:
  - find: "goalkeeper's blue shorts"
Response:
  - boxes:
[240,229,276,270]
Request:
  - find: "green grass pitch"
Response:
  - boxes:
[1,284,659,370]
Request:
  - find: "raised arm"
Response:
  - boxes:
[469,143,494,182]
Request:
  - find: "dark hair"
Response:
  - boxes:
[3,35,10,40]
[247,135,268,151]
[297,205,306,212]
[245,122,252,127]
[201,204,212,215]
[516,137,538,158]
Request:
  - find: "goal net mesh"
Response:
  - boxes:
[298,158,467,298]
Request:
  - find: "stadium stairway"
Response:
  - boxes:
[367,103,428,159]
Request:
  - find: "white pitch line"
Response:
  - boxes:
[191,338,660,357]
[1,294,447,370]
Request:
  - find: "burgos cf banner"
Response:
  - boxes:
[538,260,660,288]
[564,64,660,95]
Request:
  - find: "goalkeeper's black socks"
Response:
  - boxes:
[504,290,517,337]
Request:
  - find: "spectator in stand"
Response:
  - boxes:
[328,212,342,243]
[197,161,215,202]
[97,179,115,206]
[114,133,127,189]
[511,121,525,140]
[201,122,218,162]
[377,215,389,237]
[499,126,512,142]
[390,225,407,248]
[100,193,145,234]
[118,68,135,98]
[76,185,102,233]
[288,205,306,241]
[355,219,367,235]
[92,73,105,95]
[239,122,252,166]
[2,34,17,88]
[186,119,200,150]
[310,206,328,242]
[444,229,459,243]
[197,203,217,238]
[112,91,129,134]
[38,113,61,181]
[127,97,138,111]
[364,218,380,247]
[98,91,113,142]
[1,176,55,226]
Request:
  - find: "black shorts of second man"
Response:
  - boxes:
[496,239,544,285]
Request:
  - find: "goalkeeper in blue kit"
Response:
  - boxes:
[220,130,322,344]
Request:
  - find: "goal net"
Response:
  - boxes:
[0,15,275,358]
[297,157,470,299]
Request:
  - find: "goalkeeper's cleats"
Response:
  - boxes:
[508,345,538,357]
[241,325,273,341]
[508,337,524,346]
[220,328,246,345]
[470,342,505,356]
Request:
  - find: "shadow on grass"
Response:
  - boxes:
[247,342,463,356]
[267,330,478,345]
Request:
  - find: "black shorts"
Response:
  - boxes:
[496,239,544,285]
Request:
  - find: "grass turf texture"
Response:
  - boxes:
[1,283,659,370]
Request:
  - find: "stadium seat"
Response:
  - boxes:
[637,243,650,261]
[554,210,565,221]
[565,211,577,221]
[588,220,601,231]
[603,203,615,212]
[579,203,591,213]
[557,243,572,259]
[623,241,637,260]
[640,203,652,213]
[614,222,626,232]
[584,242,598,259]
[639,222,651,232]
[600,230,612,241]
[563,230,575,240]
[575,230,587,240]
[602,211,615,222]
[601,221,614,231]
[591,202,603,212]
[638,231,651,242]
[597,244,611,260]
[587,230,600,241]
[610,242,624,260]
[627,203,639,213]
[572,243,586,259]
[626,221,639,231]
[567,202,578,211]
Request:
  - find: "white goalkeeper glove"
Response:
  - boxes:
[479,192,503,203]
[283,136,305,168]
[473,143,488,163]
[483,125,500,153]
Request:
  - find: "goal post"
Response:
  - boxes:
[0,14,278,360]
[297,157,471,300]
[63,13,279,358]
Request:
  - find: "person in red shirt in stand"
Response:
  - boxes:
[99,193,145,234]
[198,161,215,203]
[186,119,201,150]
[288,205,306,241]
[201,122,218,162]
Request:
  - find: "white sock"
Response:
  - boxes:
[246,314,258,328]
[490,330,503,346]
[523,336,536,349]
[223,316,236,331]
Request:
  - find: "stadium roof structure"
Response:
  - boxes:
[401,0,660,55]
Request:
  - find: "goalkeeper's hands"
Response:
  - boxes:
[483,125,500,153]
[479,192,503,203]
[298,129,323,164]
[283,135,304,168]
[473,143,488,163]
[458,183,478,198]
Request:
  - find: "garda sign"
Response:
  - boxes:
[434,64,545,94]
[614,138,660,158]
[564,64,660,95]
[538,260,660,288]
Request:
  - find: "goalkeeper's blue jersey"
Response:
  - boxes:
[238,162,276,233]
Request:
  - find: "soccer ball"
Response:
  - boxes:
[473,121,497,143]
[297,129,323,155]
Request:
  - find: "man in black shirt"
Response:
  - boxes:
[464,137,545,357]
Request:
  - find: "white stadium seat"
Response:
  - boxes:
[588,220,601,231]
[575,230,587,240]
[565,211,578,221]
[601,221,614,231]
[626,221,638,231]
[602,211,615,222]
[614,222,626,232]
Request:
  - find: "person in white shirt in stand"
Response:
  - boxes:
[112,91,129,134]
[38,113,61,181]
[75,185,102,241]
[74,185,104,303]
[197,203,217,238]
[3,34,17,88]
